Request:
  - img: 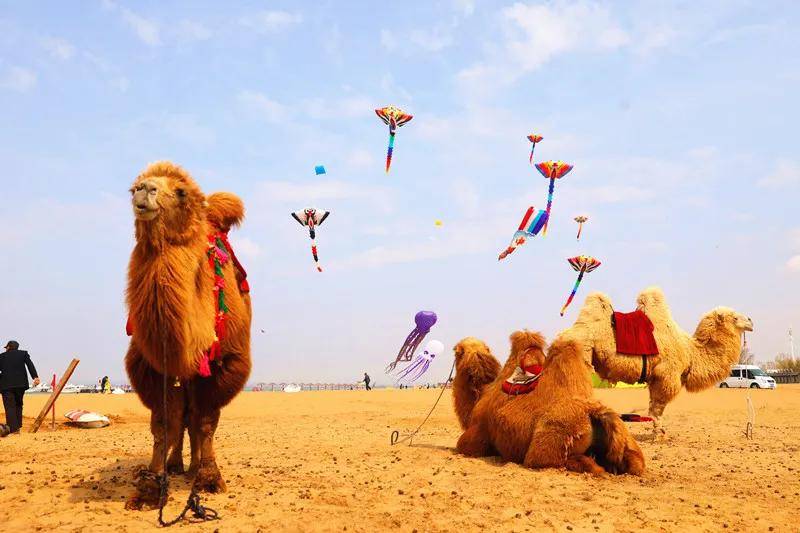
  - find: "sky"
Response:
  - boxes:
[0,0,798,386]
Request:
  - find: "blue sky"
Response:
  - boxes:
[1,1,798,385]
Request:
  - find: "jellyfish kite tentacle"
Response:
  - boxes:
[395,358,426,382]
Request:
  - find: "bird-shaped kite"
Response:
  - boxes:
[291,207,330,272]
[535,160,573,236]
[498,206,548,260]
[386,311,437,372]
[395,339,444,383]
[574,215,588,240]
[375,105,413,173]
[527,134,543,165]
[560,255,601,316]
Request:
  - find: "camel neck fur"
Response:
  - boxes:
[685,317,741,392]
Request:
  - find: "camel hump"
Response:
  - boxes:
[509,330,546,352]
[636,286,669,315]
[207,192,245,232]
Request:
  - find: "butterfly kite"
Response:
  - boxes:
[395,339,444,383]
[386,311,437,372]
[498,206,548,260]
[291,207,330,272]
[560,255,601,316]
[574,215,588,240]
[375,105,413,173]
[527,134,543,165]
[535,160,573,236]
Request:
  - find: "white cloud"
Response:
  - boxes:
[230,236,262,258]
[257,180,391,209]
[344,148,376,169]
[162,114,216,145]
[451,179,481,216]
[757,159,800,189]
[408,27,454,52]
[120,7,161,46]
[786,255,800,272]
[453,0,476,16]
[304,96,372,120]
[41,37,75,60]
[241,11,302,33]
[176,20,212,42]
[0,66,37,92]
[237,90,290,123]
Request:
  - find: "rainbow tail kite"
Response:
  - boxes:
[535,161,573,236]
[386,130,395,173]
[375,106,413,174]
[527,134,543,165]
[560,255,601,315]
[498,207,548,260]
[576,224,583,240]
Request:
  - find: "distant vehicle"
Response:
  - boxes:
[25,383,53,394]
[61,384,82,394]
[719,365,777,389]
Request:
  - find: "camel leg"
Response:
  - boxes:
[166,424,185,474]
[187,416,201,476]
[456,424,494,457]
[524,422,605,476]
[647,379,678,438]
[190,408,226,493]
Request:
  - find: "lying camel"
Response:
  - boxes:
[555,286,753,435]
[453,331,645,475]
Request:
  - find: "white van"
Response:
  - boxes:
[719,365,776,389]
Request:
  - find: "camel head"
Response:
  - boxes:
[454,337,499,383]
[695,307,754,343]
[508,330,546,370]
[130,161,206,239]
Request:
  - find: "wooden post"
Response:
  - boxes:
[31,359,79,433]
[51,374,56,430]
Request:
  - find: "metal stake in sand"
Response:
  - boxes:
[31,358,79,433]
[390,360,455,446]
[744,393,755,440]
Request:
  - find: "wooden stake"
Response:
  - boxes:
[51,374,56,430]
[31,359,79,433]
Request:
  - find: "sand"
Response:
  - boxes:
[1,386,799,532]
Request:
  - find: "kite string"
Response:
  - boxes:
[390,360,456,446]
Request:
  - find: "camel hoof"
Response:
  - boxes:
[186,462,199,477]
[193,463,227,494]
[126,470,162,510]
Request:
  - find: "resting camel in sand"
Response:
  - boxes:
[555,286,753,435]
[124,161,252,509]
[453,331,644,475]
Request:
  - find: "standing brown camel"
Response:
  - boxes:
[555,286,753,435]
[453,332,645,475]
[124,161,252,509]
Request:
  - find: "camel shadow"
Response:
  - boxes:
[66,457,194,506]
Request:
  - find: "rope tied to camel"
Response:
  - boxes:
[390,360,456,446]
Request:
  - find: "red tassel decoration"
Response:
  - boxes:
[198,353,211,377]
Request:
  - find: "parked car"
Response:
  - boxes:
[719,365,777,389]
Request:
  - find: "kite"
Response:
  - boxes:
[574,215,588,240]
[291,207,330,272]
[315,165,326,175]
[535,160,573,236]
[434,220,443,227]
[498,206,548,260]
[560,255,601,316]
[527,134,543,165]
[395,340,444,383]
[386,311,437,372]
[375,105,413,173]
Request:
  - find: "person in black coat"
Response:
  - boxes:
[0,340,40,435]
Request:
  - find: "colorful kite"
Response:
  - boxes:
[375,105,413,173]
[291,207,330,272]
[315,165,326,175]
[395,339,444,383]
[535,160,573,236]
[386,311,437,372]
[498,206,548,260]
[527,134,543,165]
[560,255,601,316]
[574,215,588,240]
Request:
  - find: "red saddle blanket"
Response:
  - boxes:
[612,310,659,356]
[501,364,543,396]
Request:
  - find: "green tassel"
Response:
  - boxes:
[219,290,228,313]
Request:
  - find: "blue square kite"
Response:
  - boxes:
[315,165,326,175]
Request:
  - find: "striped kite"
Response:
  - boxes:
[291,207,330,272]
[498,206,548,260]
[560,255,601,316]
[535,160,573,236]
[574,215,588,240]
[375,105,413,173]
[527,134,543,165]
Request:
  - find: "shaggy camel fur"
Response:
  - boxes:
[453,332,645,475]
[124,161,252,509]
[555,286,753,435]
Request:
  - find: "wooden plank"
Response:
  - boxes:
[30,359,79,433]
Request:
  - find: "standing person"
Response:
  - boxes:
[363,372,372,391]
[0,341,40,436]
[101,375,110,394]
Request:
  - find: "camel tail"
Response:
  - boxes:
[207,192,245,232]
[587,401,646,476]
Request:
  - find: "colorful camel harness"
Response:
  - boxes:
[501,363,544,396]
[125,228,250,378]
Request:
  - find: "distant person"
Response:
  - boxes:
[101,376,110,394]
[363,372,372,391]
[0,341,40,436]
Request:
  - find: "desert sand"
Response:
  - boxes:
[1,386,799,532]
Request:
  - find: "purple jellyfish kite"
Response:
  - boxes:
[395,340,444,383]
[385,311,438,372]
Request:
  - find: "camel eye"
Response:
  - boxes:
[176,188,187,199]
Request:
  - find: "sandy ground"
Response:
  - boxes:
[1,386,799,532]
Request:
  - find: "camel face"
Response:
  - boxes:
[131,178,170,221]
[454,337,492,372]
[734,312,754,332]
